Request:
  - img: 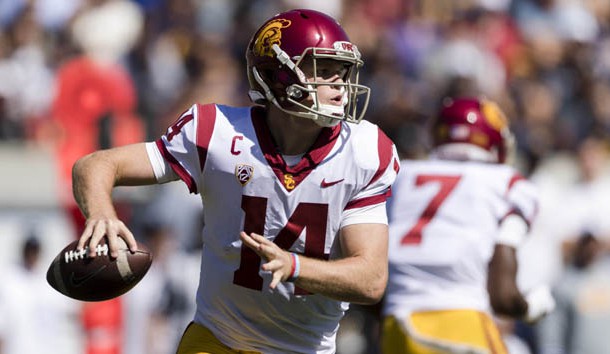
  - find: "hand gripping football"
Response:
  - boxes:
[46,237,153,301]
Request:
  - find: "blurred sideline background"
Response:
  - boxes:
[2,0,610,353]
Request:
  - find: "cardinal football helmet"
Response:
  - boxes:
[246,9,370,127]
[432,97,514,163]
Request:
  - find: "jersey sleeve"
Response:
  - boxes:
[146,142,178,183]
[342,128,400,227]
[497,214,529,247]
[154,103,217,194]
[503,173,539,227]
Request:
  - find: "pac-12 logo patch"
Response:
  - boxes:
[235,164,254,186]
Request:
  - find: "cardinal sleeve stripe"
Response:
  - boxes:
[156,139,198,193]
[345,188,392,210]
[366,128,394,188]
[506,173,525,194]
[499,208,531,229]
[196,103,217,173]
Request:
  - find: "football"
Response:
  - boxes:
[46,237,153,301]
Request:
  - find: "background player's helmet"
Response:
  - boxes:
[432,97,514,163]
[246,9,370,127]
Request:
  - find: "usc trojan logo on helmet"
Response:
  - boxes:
[480,100,508,133]
[253,19,291,57]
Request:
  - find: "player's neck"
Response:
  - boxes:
[266,107,324,155]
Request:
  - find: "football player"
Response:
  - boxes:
[381,97,555,353]
[72,9,399,354]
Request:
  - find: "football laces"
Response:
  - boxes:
[64,244,109,263]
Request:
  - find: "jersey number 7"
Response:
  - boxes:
[401,175,461,245]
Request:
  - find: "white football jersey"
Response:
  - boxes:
[383,158,538,320]
[148,104,398,353]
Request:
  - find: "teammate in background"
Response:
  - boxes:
[72,9,398,354]
[381,97,555,353]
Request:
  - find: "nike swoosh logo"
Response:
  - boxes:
[321,178,345,188]
[69,264,108,288]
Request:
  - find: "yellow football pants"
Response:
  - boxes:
[176,322,261,354]
[381,310,508,354]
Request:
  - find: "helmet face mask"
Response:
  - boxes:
[246,9,371,126]
[432,97,513,164]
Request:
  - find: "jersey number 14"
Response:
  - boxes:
[233,195,329,294]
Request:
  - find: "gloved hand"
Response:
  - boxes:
[524,285,556,323]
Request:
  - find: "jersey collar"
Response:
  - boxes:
[251,106,341,192]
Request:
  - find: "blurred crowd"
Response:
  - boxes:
[1,0,608,166]
[2,0,610,353]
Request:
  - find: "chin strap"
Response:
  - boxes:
[309,87,347,127]
[249,65,345,126]
[250,66,278,104]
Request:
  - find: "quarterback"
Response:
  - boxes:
[382,98,555,353]
[72,9,398,354]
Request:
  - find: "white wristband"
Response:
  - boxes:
[524,285,556,323]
